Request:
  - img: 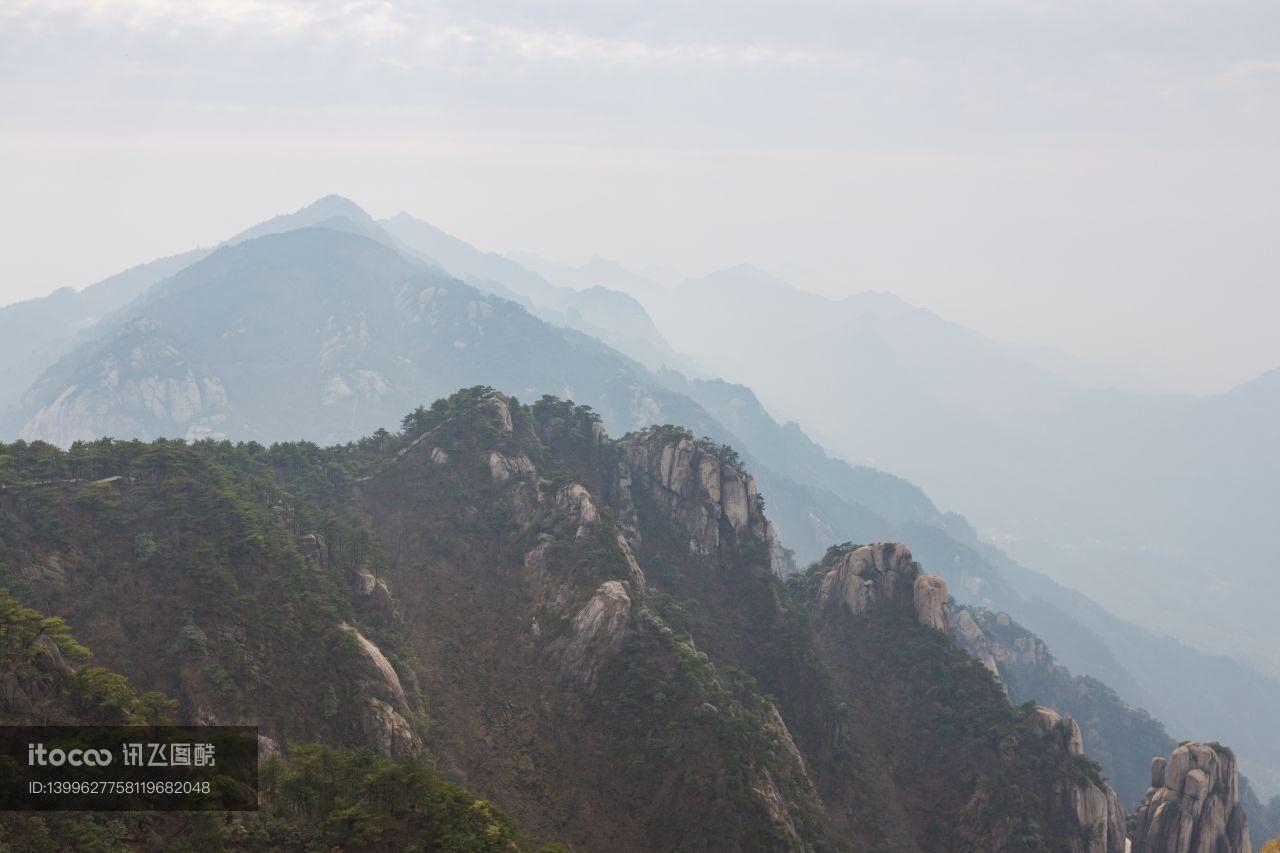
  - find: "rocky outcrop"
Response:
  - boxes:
[817,542,949,631]
[1132,741,1253,853]
[353,567,390,598]
[554,483,600,539]
[619,428,791,574]
[362,696,416,757]
[613,532,647,595]
[950,605,1055,680]
[0,632,75,718]
[342,623,407,707]
[20,331,232,446]
[913,572,949,632]
[340,623,416,756]
[488,450,534,483]
[1023,706,1127,853]
[561,581,631,692]
[488,393,515,433]
[1028,706,1086,758]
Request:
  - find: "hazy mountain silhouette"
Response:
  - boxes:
[381,213,689,373]
[570,262,1279,680]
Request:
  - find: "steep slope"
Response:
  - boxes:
[0,391,1133,850]
[0,436,432,756]
[657,357,1280,801]
[788,542,1126,852]
[613,263,1280,679]
[381,212,687,372]
[950,603,1177,807]
[434,249,1280,800]
[0,590,539,852]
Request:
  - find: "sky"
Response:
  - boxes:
[1,0,1278,394]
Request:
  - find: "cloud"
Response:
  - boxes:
[2,0,861,72]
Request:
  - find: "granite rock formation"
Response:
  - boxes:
[1133,741,1253,853]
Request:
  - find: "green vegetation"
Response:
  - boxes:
[251,744,528,851]
[0,390,1142,851]
[0,745,551,852]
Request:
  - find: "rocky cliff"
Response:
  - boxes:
[950,602,1180,808]
[816,541,949,631]
[794,540,1129,852]
[619,425,792,575]
[1133,741,1253,853]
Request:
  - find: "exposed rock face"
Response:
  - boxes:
[30,635,72,679]
[561,581,631,692]
[488,393,515,433]
[613,532,647,595]
[619,428,791,574]
[340,623,417,756]
[1,631,75,717]
[1023,706,1127,853]
[342,623,407,707]
[362,696,416,757]
[1132,741,1253,853]
[1028,706,1086,757]
[20,331,233,445]
[817,542,949,631]
[300,532,327,566]
[950,605,1054,680]
[488,450,535,483]
[554,483,600,539]
[912,573,949,632]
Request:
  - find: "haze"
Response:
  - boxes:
[2,0,1278,394]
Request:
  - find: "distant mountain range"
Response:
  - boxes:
[1,195,1277,808]
[533,260,1280,675]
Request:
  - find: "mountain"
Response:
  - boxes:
[9,226,706,447]
[0,434,550,851]
[0,391,1134,850]
[574,263,1280,681]
[511,252,675,306]
[381,213,689,373]
[0,194,411,420]
[950,602,1176,808]
[10,199,1277,800]
[0,249,211,412]
[646,369,1280,798]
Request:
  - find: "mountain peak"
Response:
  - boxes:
[302,194,369,219]
[222,194,375,246]
[683,263,791,295]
